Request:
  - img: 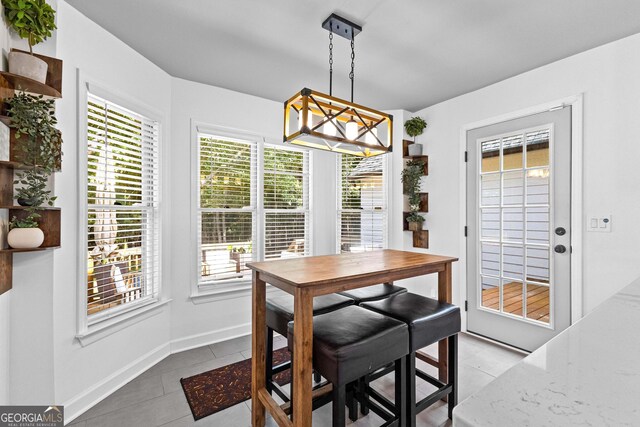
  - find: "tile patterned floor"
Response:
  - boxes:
[69,333,525,426]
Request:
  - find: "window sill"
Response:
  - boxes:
[76,298,171,347]
[191,281,282,304]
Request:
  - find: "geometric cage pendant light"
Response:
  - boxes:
[284,14,393,157]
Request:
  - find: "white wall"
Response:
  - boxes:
[52,0,172,418]
[168,79,338,351]
[405,32,640,316]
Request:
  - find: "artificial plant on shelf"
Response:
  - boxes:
[401,158,426,231]
[404,116,427,142]
[2,0,56,54]
[5,92,62,248]
[405,212,425,232]
[404,116,427,156]
[2,0,57,83]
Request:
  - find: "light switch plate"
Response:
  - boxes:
[587,215,612,232]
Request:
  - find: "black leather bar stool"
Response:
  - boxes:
[265,293,354,400]
[361,292,461,425]
[338,282,407,304]
[288,305,409,427]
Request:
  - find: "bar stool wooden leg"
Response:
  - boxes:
[448,334,458,419]
[405,353,417,427]
[396,357,407,427]
[358,375,370,416]
[333,384,347,427]
[347,384,358,422]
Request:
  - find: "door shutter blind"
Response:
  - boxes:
[86,94,161,318]
[198,135,257,284]
[263,145,311,260]
[338,155,386,253]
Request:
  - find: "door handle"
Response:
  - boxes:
[555,227,566,236]
[554,245,567,254]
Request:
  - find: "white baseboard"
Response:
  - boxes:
[63,342,170,424]
[169,322,251,353]
[63,322,252,424]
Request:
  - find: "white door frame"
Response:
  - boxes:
[458,94,584,332]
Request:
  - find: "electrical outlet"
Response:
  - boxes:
[587,215,611,232]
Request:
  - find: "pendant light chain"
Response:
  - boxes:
[350,34,355,103]
[328,24,334,96]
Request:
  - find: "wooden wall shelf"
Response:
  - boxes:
[0,49,62,100]
[402,140,429,174]
[0,51,63,295]
[0,160,30,170]
[0,72,61,99]
[0,206,60,210]
[0,246,60,254]
[412,230,429,249]
[402,141,429,248]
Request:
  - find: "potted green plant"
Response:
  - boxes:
[404,116,427,156]
[406,212,425,232]
[7,212,43,248]
[2,0,57,83]
[5,92,61,248]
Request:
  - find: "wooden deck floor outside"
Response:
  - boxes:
[482,282,550,323]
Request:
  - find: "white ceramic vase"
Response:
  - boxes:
[8,51,48,83]
[7,227,45,249]
[408,143,423,156]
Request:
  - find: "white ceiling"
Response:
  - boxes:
[66,0,640,111]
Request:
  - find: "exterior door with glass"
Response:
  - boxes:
[466,107,571,352]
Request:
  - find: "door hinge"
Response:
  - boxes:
[465,300,468,311]
[464,151,468,163]
[464,226,468,237]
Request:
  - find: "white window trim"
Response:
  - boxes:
[336,153,390,253]
[190,121,313,300]
[76,71,167,342]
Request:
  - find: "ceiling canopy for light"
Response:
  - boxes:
[284,14,393,157]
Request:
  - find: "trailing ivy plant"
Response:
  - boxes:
[6,92,62,225]
[404,116,427,141]
[1,0,57,54]
[401,158,425,208]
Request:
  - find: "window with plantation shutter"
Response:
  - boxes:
[85,93,161,319]
[197,133,311,287]
[263,145,310,260]
[338,154,387,253]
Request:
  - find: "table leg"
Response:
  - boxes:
[251,273,267,427]
[438,262,453,383]
[292,288,313,427]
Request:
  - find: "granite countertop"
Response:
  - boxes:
[453,277,640,426]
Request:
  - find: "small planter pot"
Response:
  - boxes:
[8,51,48,83]
[7,227,44,249]
[17,198,35,207]
[408,221,422,232]
[408,143,423,156]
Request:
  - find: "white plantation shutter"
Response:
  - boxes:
[86,94,161,319]
[198,135,257,284]
[263,145,311,260]
[338,155,386,253]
